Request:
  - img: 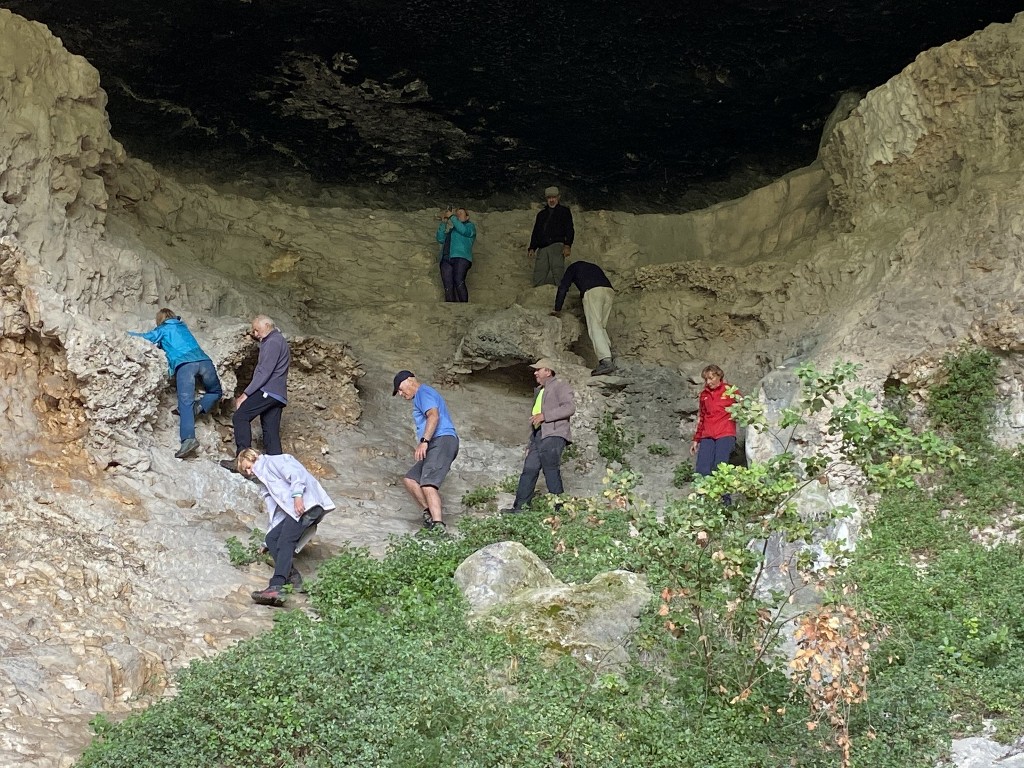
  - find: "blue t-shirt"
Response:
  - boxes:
[413,384,458,440]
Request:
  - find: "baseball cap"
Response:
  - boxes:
[531,358,557,373]
[392,370,415,396]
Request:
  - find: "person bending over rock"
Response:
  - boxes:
[238,448,336,607]
[393,370,460,532]
[436,206,477,302]
[690,364,739,477]
[221,315,290,471]
[551,259,616,376]
[129,307,223,459]
[502,358,576,513]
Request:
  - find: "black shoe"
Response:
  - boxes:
[591,358,615,376]
[251,586,286,607]
[219,458,239,473]
[288,569,305,594]
[500,507,523,515]
[193,400,203,418]
[174,438,200,459]
[424,519,447,533]
[421,508,432,526]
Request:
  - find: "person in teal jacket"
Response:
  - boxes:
[129,308,223,459]
[435,206,477,302]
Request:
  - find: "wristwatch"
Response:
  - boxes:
[420,437,430,444]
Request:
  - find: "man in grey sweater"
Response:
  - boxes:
[222,315,291,469]
[503,358,576,513]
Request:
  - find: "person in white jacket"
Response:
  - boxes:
[237,448,336,606]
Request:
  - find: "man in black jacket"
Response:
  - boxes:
[552,260,616,376]
[528,186,574,286]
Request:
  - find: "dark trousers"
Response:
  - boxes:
[695,436,736,477]
[512,432,567,509]
[440,256,472,302]
[265,505,325,588]
[233,392,285,455]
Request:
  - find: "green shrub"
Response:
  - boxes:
[926,345,999,451]
[560,441,581,464]
[597,410,637,466]
[225,528,268,567]
[461,484,499,508]
[647,442,670,456]
[672,461,694,487]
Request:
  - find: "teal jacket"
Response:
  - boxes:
[129,318,212,376]
[436,217,477,262]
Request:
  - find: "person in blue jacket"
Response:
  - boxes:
[129,308,223,459]
[436,206,477,302]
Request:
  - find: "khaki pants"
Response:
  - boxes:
[582,286,614,362]
[532,243,566,286]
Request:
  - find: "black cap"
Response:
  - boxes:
[392,370,414,396]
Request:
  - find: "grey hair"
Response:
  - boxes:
[252,314,276,331]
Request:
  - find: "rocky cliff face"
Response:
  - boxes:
[4,7,1024,766]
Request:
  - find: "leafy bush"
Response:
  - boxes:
[647,442,670,456]
[461,484,499,507]
[225,528,268,567]
[597,410,637,466]
[672,461,694,488]
[926,345,999,451]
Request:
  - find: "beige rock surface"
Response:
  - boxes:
[4,6,1024,767]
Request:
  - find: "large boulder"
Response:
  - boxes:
[455,541,652,667]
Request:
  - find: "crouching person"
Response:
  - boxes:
[237,448,336,607]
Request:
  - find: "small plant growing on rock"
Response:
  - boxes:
[926,344,999,452]
[225,528,268,567]
[597,410,638,467]
[647,442,670,456]
[672,461,694,488]
[461,484,499,508]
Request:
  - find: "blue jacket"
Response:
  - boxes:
[129,318,211,376]
[436,217,477,262]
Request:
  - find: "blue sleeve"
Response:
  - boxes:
[416,387,442,415]
[129,327,162,344]
[436,221,447,244]
[449,219,476,241]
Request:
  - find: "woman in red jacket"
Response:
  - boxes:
[690,364,738,477]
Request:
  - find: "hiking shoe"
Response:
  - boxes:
[219,458,239,473]
[174,438,200,459]
[500,507,523,515]
[288,569,305,594]
[421,508,432,526]
[424,519,447,533]
[591,358,615,376]
[251,586,286,607]
[193,400,203,418]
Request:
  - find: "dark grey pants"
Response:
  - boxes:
[265,505,326,588]
[512,432,567,509]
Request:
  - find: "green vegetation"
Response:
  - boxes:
[926,345,999,450]
[225,528,269,567]
[647,442,670,456]
[596,410,638,466]
[672,461,695,488]
[79,354,1021,768]
[460,484,498,508]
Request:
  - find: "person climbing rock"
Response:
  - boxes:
[690,364,739,477]
[221,314,290,470]
[551,258,616,376]
[128,308,223,459]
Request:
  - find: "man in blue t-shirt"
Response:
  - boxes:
[393,370,460,532]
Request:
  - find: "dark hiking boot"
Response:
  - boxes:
[500,507,523,515]
[219,458,239,473]
[193,400,203,418]
[591,358,615,376]
[288,569,305,594]
[174,438,200,459]
[423,519,447,533]
[251,586,286,607]
[421,508,432,526]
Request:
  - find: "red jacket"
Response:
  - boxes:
[694,382,737,441]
